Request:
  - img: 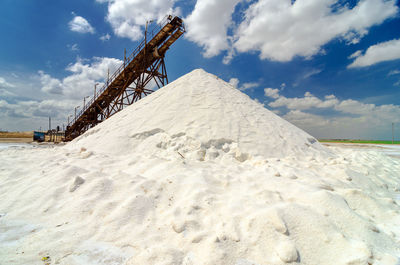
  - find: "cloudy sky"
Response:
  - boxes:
[1,0,400,140]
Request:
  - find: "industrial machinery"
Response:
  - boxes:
[65,16,185,141]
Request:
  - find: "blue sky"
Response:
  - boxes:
[1,0,400,140]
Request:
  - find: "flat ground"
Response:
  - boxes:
[0,131,33,143]
[0,138,32,143]
[0,131,33,138]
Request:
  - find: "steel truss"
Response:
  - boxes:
[65,16,184,141]
[103,57,168,118]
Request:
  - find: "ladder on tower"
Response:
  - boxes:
[64,16,185,141]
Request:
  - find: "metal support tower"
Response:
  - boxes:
[65,16,185,141]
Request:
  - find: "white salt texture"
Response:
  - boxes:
[1,69,400,265]
[66,69,329,160]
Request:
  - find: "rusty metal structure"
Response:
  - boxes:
[64,16,185,141]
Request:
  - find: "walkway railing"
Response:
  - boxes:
[68,16,173,127]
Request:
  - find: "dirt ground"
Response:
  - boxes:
[0,138,33,143]
[0,131,33,138]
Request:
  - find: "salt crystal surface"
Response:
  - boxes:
[0,69,399,265]
[67,69,330,159]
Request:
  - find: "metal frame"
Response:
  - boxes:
[64,16,184,141]
[102,57,167,119]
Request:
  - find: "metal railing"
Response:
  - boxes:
[67,16,174,127]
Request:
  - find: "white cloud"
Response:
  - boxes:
[185,0,242,58]
[229,77,259,91]
[39,57,122,99]
[335,99,374,115]
[229,78,239,88]
[2,54,164,130]
[265,87,396,117]
[348,50,362,59]
[69,16,95,34]
[234,0,397,62]
[183,0,397,62]
[268,90,339,110]
[241,82,259,91]
[264,88,400,139]
[0,99,29,119]
[0,88,16,97]
[1,57,123,131]
[98,0,178,41]
[100,33,111,41]
[0,98,79,130]
[388,69,400,76]
[38,71,63,94]
[283,105,400,140]
[284,110,330,128]
[348,39,400,68]
[264,88,280,99]
[0,77,15,88]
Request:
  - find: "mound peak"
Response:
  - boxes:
[69,69,328,159]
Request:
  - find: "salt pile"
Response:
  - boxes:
[1,69,400,265]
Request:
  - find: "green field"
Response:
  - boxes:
[319,139,400,144]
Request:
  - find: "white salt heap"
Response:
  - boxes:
[1,69,400,265]
[66,69,329,160]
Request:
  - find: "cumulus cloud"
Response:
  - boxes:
[348,39,400,68]
[2,57,123,130]
[264,87,400,139]
[268,90,339,110]
[264,88,280,99]
[69,16,95,34]
[183,0,397,62]
[0,77,16,99]
[0,99,30,119]
[97,0,178,41]
[38,71,63,94]
[39,57,122,99]
[185,0,242,58]
[0,98,79,130]
[241,82,259,91]
[284,110,330,128]
[229,77,259,91]
[3,55,161,130]
[1,57,122,131]
[284,105,400,140]
[234,0,397,62]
